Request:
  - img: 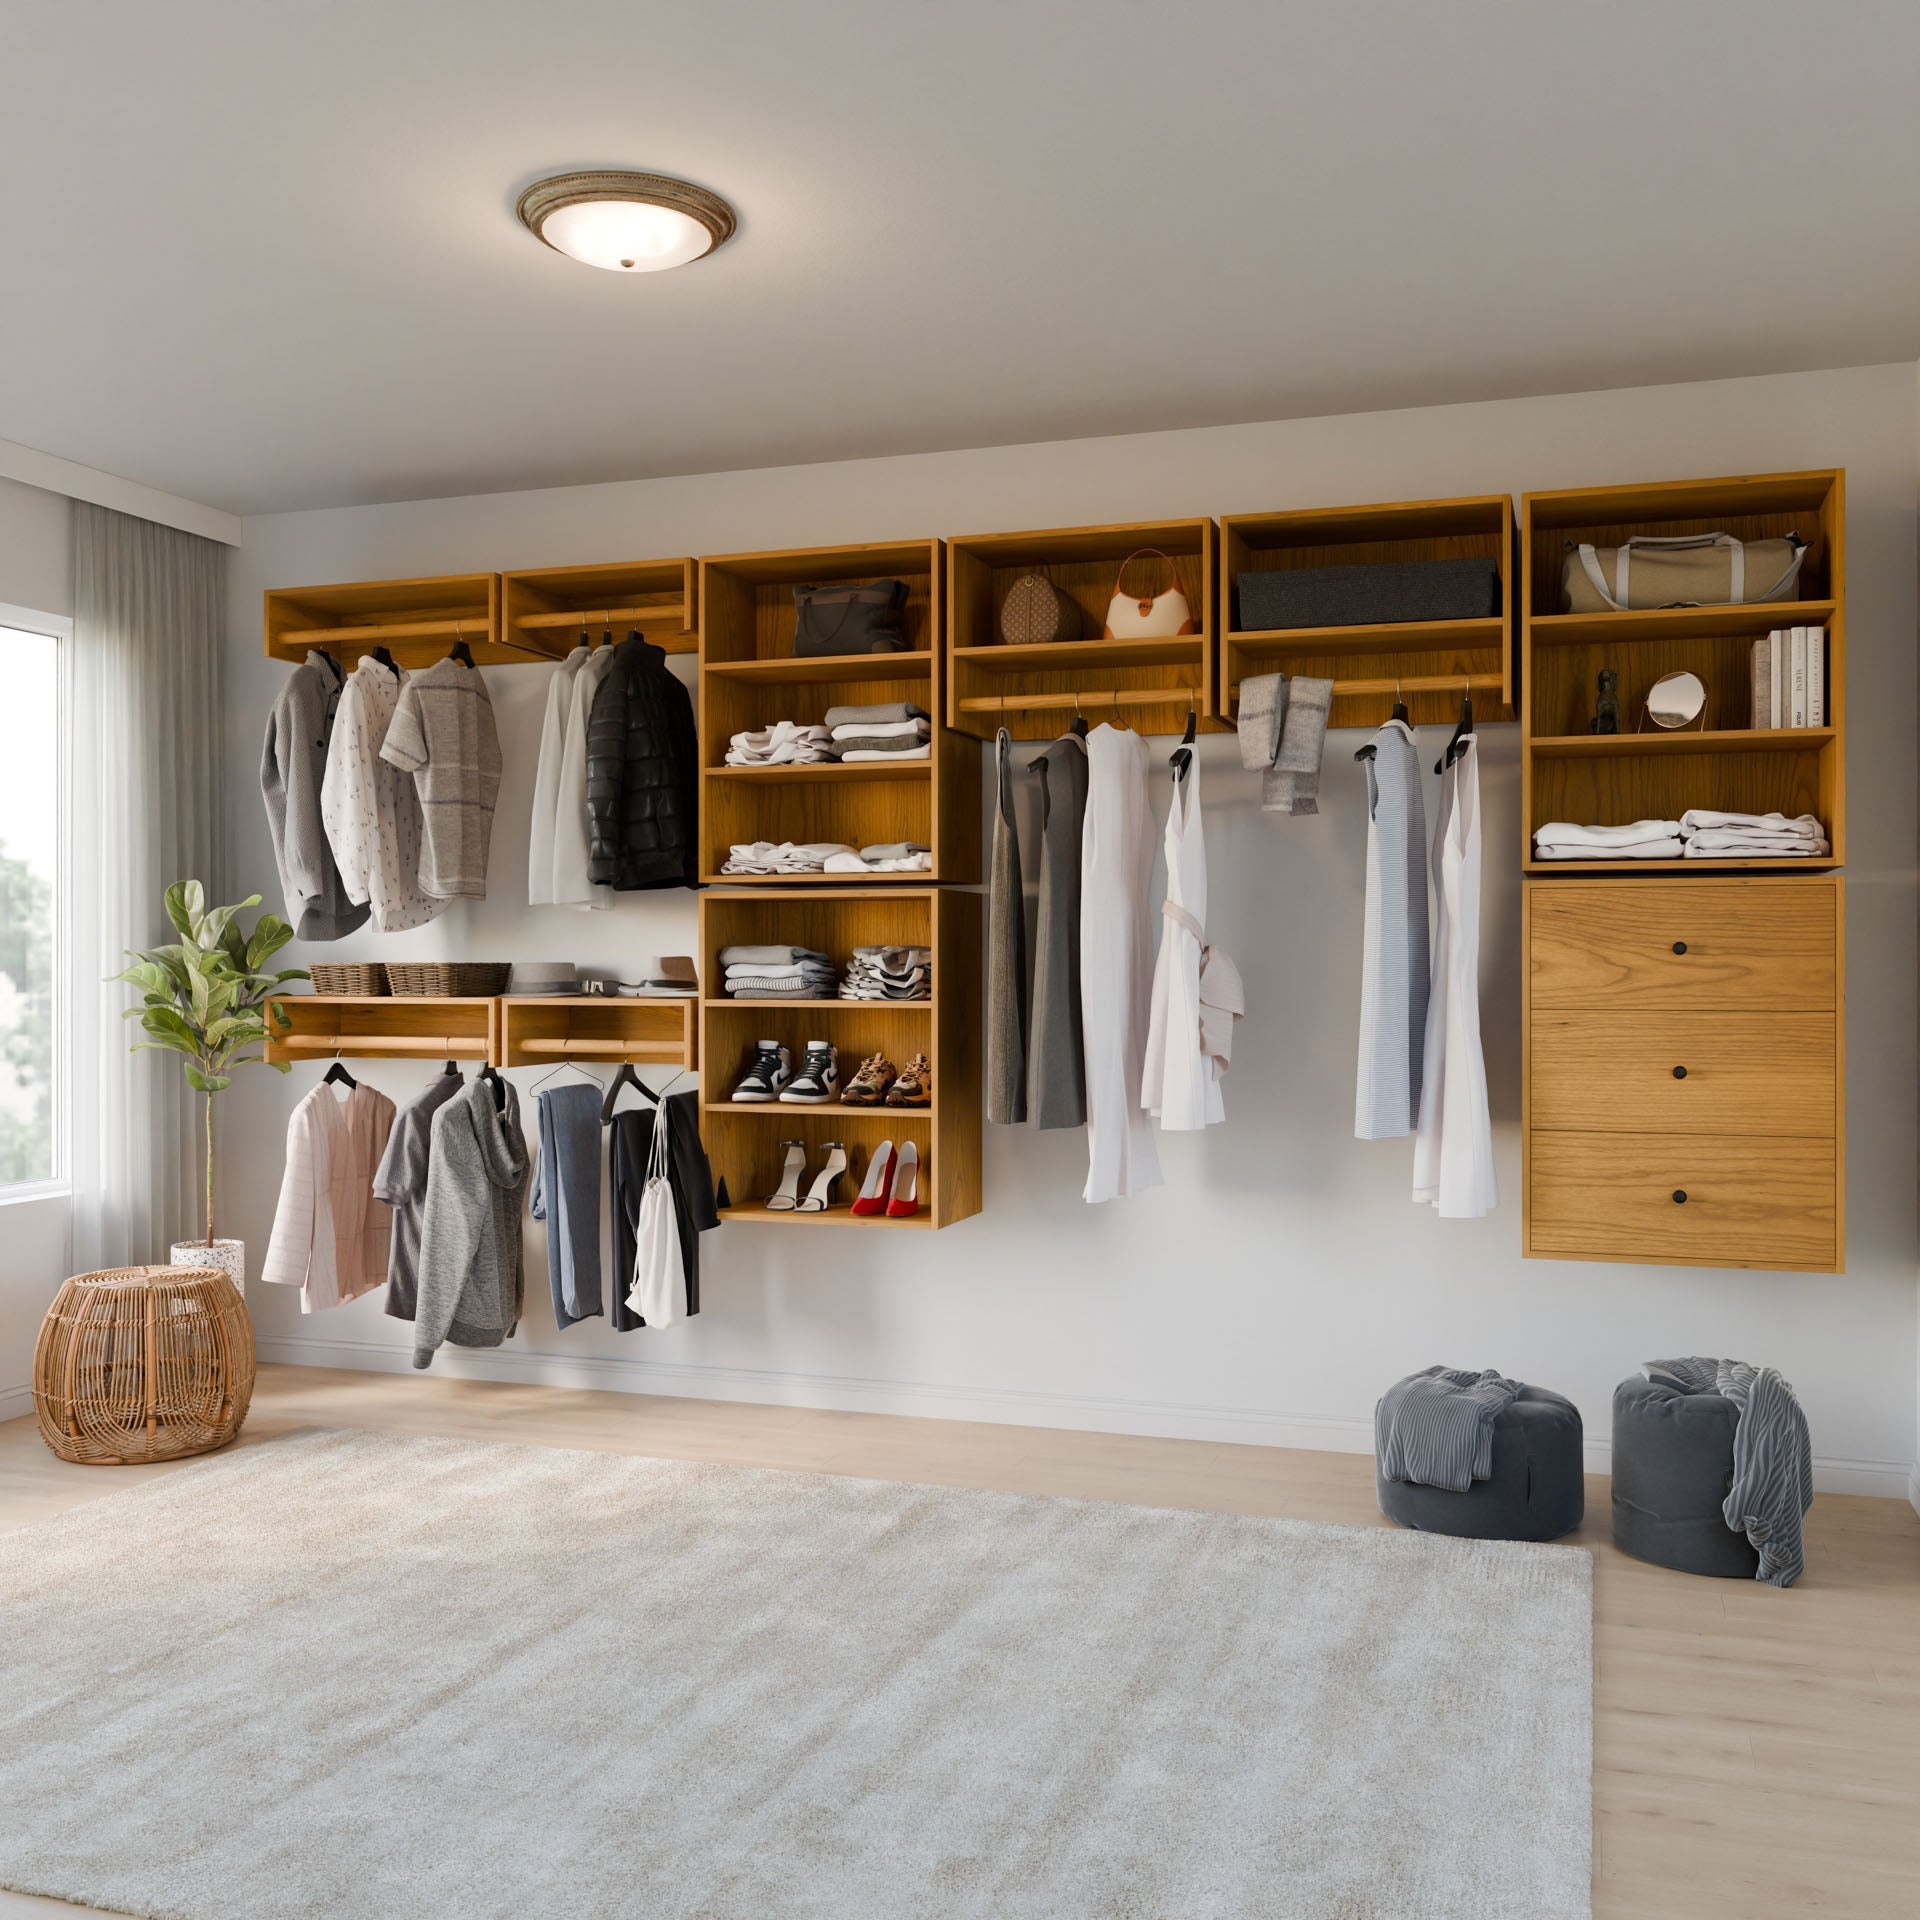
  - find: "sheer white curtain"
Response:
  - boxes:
[67,502,226,1272]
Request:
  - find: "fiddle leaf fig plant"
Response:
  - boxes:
[111,881,308,1245]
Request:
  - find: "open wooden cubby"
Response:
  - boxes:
[263,995,496,1065]
[1219,496,1514,731]
[1521,471,1844,872]
[697,887,980,1229]
[948,518,1216,742]
[495,996,696,1071]
[264,574,511,668]
[501,558,697,658]
[699,539,977,883]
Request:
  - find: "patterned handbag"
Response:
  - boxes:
[998,570,1084,645]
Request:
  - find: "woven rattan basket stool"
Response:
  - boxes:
[32,1265,255,1465]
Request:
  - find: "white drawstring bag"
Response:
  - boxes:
[625,1094,687,1328]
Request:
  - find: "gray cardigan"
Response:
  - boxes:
[260,651,370,941]
[412,1078,529,1369]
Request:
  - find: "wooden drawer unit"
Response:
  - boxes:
[1523,876,1844,1271]
[1529,1133,1838,1272]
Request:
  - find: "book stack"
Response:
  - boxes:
[1749,627,1828,729]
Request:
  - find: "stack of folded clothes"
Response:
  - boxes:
[823,841,933,874]
[839,945,933,1001]
[826,700,931,763]
[1681,810,1830,859]
[721,841,857,875]
[725,720,835,767]
[1532,819,1683,861]
[721,945,837,999]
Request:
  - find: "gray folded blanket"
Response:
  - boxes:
[1237,672,1333,815]
[1376,1365,1524,1492]
[824,700,929,729]
[1643,1357,1814,1588]
[719,944,830,967]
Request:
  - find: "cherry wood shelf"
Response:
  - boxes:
[1219,495,1515,731]
[705,760,929,783]
[947,519,1217,741]
[494,995,696,1071]
[1531,726,1836,760]
[698,887,979,1229]
[263,994,497,1064]
[1528,600,1837,647]
[264,574,507,668]
[501,558,697,658]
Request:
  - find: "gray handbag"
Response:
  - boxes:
[792,578,909,656]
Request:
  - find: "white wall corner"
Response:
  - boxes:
[0,1383,33,1425]
[0,435,242,546]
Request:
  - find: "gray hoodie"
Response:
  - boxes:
[260,651,371,941]
[412,1077,529,1369]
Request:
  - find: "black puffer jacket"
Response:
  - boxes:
[584,638,698,890]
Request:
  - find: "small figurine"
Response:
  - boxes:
[1591,668,1620,735]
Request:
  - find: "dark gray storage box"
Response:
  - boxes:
[1237,557,1500,631]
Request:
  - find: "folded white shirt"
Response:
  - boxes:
[726,721,836,767]
[1680,809,1824,839]
[1533,819,1683,848]
[829,717,930,741]
[1684,836,1830,857]
[840,745,931,762]
[722,840,858,873]
[1534,839,1682,860]
[823,848,934,873]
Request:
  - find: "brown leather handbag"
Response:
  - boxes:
[1104,549,1197,639]
[999,570,1083,645]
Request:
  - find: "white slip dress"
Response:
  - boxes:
[1411,735,1497,1217]
[1142,754,1220,1130]
[1080,724,1164,1202]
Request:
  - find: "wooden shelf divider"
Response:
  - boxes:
[501,558,697,657]
[264,575,509,668]
[263,994,498,1065]
[262,993,696,1071]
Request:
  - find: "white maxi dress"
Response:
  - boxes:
[1411,734,1497,1217]
[1141,754,1222,1130]
[1080,724,1164,1202]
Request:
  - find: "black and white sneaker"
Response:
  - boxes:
[779,1041,840,1104]
[732,1040,792,1103]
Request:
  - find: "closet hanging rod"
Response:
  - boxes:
[279,617,486,646]
[956,688,1189,714]
[277,1035,487,1057]
[1325,672,1503,698]
[513,604,688,632]
[514,1038,685,1059]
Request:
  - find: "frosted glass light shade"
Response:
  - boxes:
[517,171,735,274]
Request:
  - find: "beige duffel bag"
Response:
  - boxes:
[1560,532,1806,613]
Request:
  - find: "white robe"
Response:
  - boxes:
[1080,724,1163,1201]
[261,1083,397,1313]
[527,646,588,905]
[1411,736,1497,1217]
[1142,754,1222,1130]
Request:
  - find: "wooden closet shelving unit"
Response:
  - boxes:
[263,994,498,1065]
[501,558,698,657]
[1519,470,1847,1273]
[263,574,511,667]
[697,887,980,1229]
[948,518,1217,742]
[1218,496,1515,731]
[495,996,697,1070]
[263,994,698,1071]
[697,539,978,884]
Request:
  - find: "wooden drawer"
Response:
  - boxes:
[1529,1011,1836,1136]
[1528,1131,1838,1271]
[1527,879,1838,1010]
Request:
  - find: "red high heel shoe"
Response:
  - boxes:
[885,1140,920,1218]
[851,1141,895,1216]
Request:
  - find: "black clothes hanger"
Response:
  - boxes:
[1069,691,1088,740]
[1355,681,1409,763]
[599,1062,659,1126]
[601,613,614,651]
[448,638,475,668]
[370,646,397,672]
[478,1062,507,1113]
[441,1060,463,1078]
[323,1057,358,1091]
[1169,695,1197,782]
[314,648,343,686]
[1435,683,1475,775]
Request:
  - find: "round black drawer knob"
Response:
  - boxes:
[1672,1065,1688,1079]
[1672,940,1688,954]
[1672,1189,1689,1204]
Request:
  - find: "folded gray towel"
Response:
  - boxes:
[719,944,830,967]
[824,701,929,729]
[1237,673,1286,770]
[1264,675,1333,816]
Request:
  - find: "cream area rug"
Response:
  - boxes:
[0,1429,1591,1920]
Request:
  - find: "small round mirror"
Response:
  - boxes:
[1646,669,1706,729]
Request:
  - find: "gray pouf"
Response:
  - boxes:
[1376,1384,1585,1542]
[1610,1376,1760,1578]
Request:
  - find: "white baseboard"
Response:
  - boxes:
[1908,1460,1920,1521]
[254,1336,1917,1501]
[0,1382,31,1424]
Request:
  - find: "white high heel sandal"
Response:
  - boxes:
[764,1140,807,1211]
[796,1142,848,1213]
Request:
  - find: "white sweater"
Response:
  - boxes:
[551,646,618,910]
[527,646,588,906]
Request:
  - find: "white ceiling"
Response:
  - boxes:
[7,1,1920,516]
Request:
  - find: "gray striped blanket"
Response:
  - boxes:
[1643,1358,1814,1588]
[1375,1366,1524,1493]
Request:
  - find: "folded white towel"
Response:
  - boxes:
[1680,810,1824,839]
[829,717,929,741]
[823,848,934,873]
[721,840,858,874]
[1534,839,1683,861]
[1534,819,1683,848]
[1684,837,1830,858]
[840,745,931,762]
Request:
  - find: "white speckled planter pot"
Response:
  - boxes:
[170,1239,245,1298]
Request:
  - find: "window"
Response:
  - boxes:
[0,607,66,1194]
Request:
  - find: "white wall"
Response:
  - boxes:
[0,476,71,1417]
[219,364,1920,1495]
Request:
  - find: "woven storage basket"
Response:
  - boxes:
[33,1266,255,1465]
[386,961,512,997]
[308,961,389,995]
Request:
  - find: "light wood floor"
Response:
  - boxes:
[4,1364,1917,1919]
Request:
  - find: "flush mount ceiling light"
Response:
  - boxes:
[516,170,736,273]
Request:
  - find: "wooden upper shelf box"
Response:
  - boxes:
[264,574,505,669]
[501,558,697,659]
[1520,471,1844,873]
[495,995,696,1071]
[698,539,977,885]
[948,519,1216,742]
[263,994,496,1065]
[1220,496,1514,732]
